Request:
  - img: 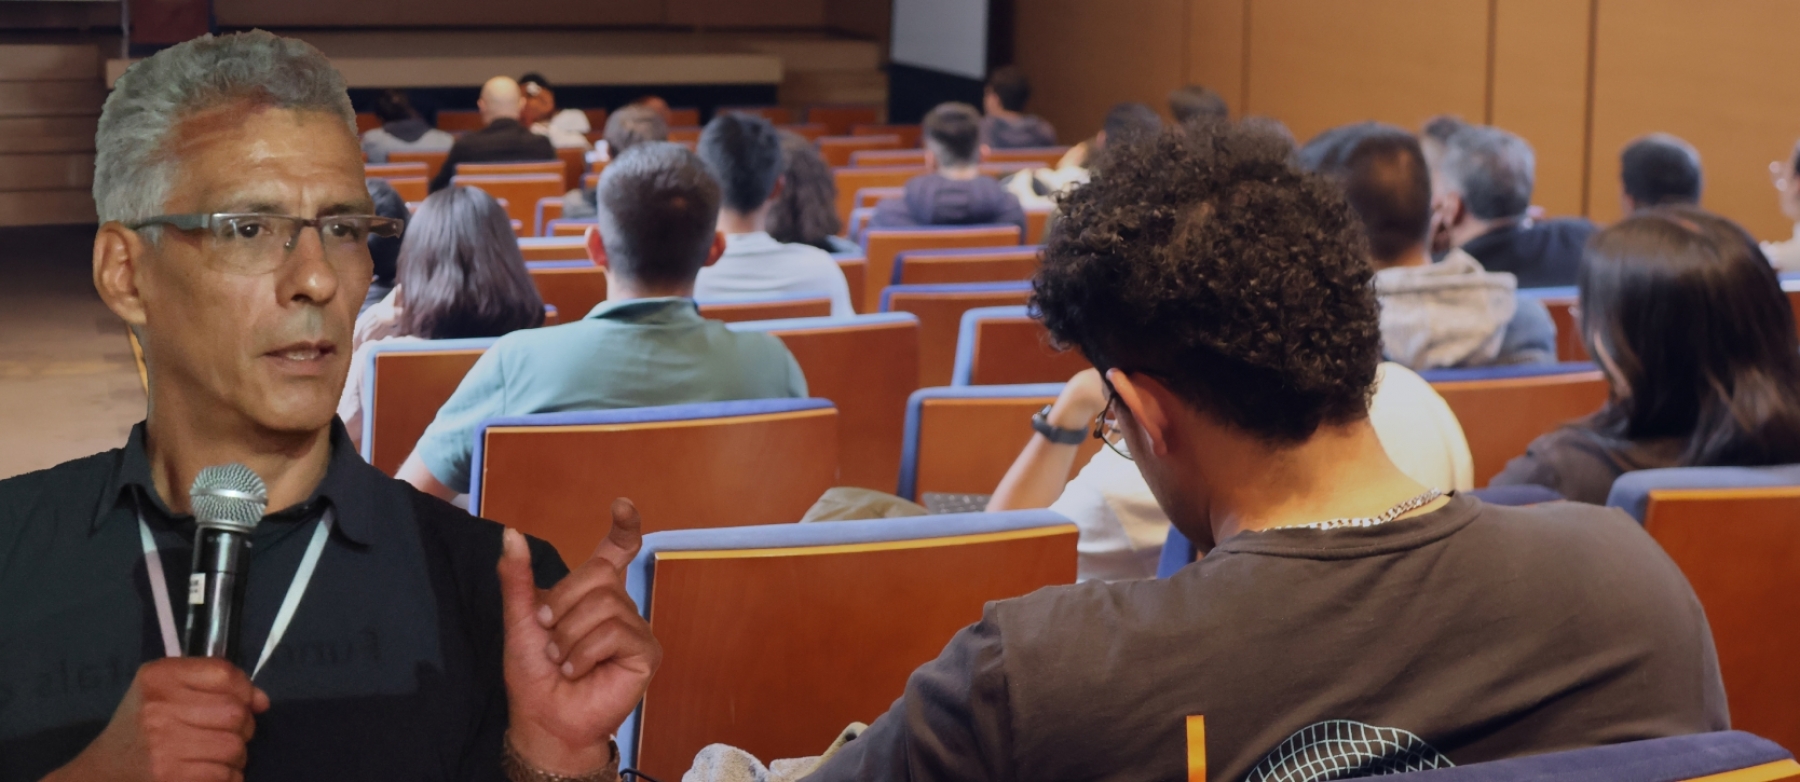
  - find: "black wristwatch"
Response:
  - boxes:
[1031,404,1087,445]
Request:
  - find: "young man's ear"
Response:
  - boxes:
[703,231,726,268]
[1107,369,1174,460]
[585,225,609,271]
[93,222,149,331]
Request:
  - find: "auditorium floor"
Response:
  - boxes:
[0,224,144,480]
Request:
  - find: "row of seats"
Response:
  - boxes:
[1519,281,1800,362]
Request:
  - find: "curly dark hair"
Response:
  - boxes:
[1034,121,1383,444]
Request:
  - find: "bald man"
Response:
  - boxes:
[428,75,557,191]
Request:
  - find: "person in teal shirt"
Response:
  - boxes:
[398,142,807,497]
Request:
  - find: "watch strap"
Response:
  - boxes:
[1031,405,1088,445]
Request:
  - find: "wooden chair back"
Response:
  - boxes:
[471,400,840,564]
[364,162,428,179]
[456,161,563,177]
[581,108,608,131]
[900,385,1103,499]
[697,296,833,324]
[962,311,1090,385]
[365,341,491,475]
[666,108,701,127]
[852,123,922,148]
[355,112,381,134]
[518,237,589,262]
[854,186,906,210]
[779,123,829,141]
[982,145,1070,168]
[555,147,586,190]
[388,150,449,182]
[535,197,564,234]
[851,148,925,168]
[883,282,1033,387]
[666,126,702,144]
[1523,289,1588,362]
[833,166,923,226]
[1430,369,1610,486]
[895,245,1040,286]
[1645,487,1800,755]
[819,134,903,167]
[863,225,1023,316]
[720,106,794,125]
[451,173,564,235]
[550,221,594,237]
[435,109,483,132]
[1025,205,1051,244]
[836,257,868,313]
[526,262,607,323]
[385,177,427,202]
[625,513,1077,777]
[807,105,882,135]
[732,313,921,491]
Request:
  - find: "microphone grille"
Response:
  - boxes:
[189,464,268,534]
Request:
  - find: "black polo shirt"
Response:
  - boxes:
[0,421,569,782]
[428,118,559,192]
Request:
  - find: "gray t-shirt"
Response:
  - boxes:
[804,495,1726,781]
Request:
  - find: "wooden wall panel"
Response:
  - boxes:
[1013,0,1188,143]
[1244,0,1490,146]
[1587,0,1800,238]
[826,0,893,48]
[1186,0,1246,118]
[1490,0,1592,219]
[668,0,825,28]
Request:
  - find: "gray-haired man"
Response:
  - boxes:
[0,31,656,782]
[1428,125,1596,288]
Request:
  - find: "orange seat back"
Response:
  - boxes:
[1535,293,1589,362]
[863,225,1023,315]
[666,107,701,127]
[455,161,563,177]
[630,516,1076,778]
[355,112,381,134]
[909,389,1103,499]
[720,106,794,125]
[969,316,1090,385]
[832,166,924,227]
[435,109,484,132]
[367,345,489,475]
[667,126,702,144]
[518,237,589,262]
[451,173,564,235]
[364,162,428,179]
[697,296,832,324]
[556,147,586,190]
[1430,370,1609,485]
[388,149,449,182]
[819,134,902,167]
[807,105,882,136]
[884,283,1032,387]
[851,149,926,168]
[1645,486,1800,755]
[836,257,867,313]
[384,176,427,203]
[473,403,839,564]
[527,264,607,322]
[581,108,608,131]
[855,186,906,210]
[852,123,922,147]
[897,246,1040,285]
[1025,205,1051,244]
[551,221,592,237]
[982,145,1070,168]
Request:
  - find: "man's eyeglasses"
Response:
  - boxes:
[126,213,403,275]
[1092,387,1132,461]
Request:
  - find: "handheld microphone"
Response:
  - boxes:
[184,464,268,661]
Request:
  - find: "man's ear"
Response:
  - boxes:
[585,225,609,271]
[1107,369,1174,459]
[703,231,726,268]
[93,222,149,331]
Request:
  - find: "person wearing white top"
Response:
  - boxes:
[990,365,1473,582]
[1762,144,1800,272]
[518,73,592,149]
[692,112,855,317]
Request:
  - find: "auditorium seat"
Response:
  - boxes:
[454,161,563,177]
[583,171,600,192]
[833,166,924,227]
[731,313,920,490]
[666,108,700,127]
[667,126,702,144]
[807,105,882,136]
[451,173,563,235]
[1420,362,1610,486]
[846,207,874,243]
[852,124,923,148]
[951,305,1089,386]
[547,219,594,237]
[892,245,1041,285]
[882,281,1034,388]
[355,112,380,134]
[1025,204,1051,244]
[1616,475,1800,755]
[851,148,926,168]
[834,255,868,313]
[862,225,1023,316]
[556,147,586,190]
[982,146,1070,168]
[1518,286,1586,361]
[525,261,607,323]
[469,398,839,564]
[1366,732,1796,781]
[434,109,483,132]
[819,134,903,167]
[388,150,449,182]
[719,106,794,125]
[778,123,828,141]
[695,294,832,323]
[1608,464,1800,522]
[581,107,608,132]
[357,338,495,475]
[540,304,560,326]
[618,511,1077,777]
[517,236,589,262]
[854,185,906,211]
[363,162,428,179]
[977,161,1036,179]
[898,383,1103,501]
[384,176,427,202]
[534,198,563,235]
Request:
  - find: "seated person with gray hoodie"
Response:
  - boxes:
[1303,123,1556,370]
[870,102,1028,238]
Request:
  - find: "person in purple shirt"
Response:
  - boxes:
[870,102,1027,238]
[979,66,1057,149]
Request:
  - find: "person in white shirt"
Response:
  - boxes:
[1763,140,1800,272]
[693,112,856,317]
[518,72,591,150]
[988,365,1473,582]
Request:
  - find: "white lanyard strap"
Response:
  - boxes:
[137,507,334,681]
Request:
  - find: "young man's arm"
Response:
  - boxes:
[988,369,1105,511]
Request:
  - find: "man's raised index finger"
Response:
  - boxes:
[590,497,643,573]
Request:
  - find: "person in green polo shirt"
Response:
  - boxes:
[398,142,808,498]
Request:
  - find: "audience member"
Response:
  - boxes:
[427,76,557,192]
[1762,139,1800,271]
[517,72,590,149]
[340,186,545,450]
[630,94,674,126]
[1008,102,1161,211]
[693,113,854,316]
[1419,115,1468,255]
[398,143,808,498]
[871,102,1026,236]
[359,89,453,164]
[563,104,669,219]
[1492,207,1800,503]
[988,359,1473,581]
[766,129,858,254]
[1430,124,1596,288]
[980,65,1057,148]
[1167,84,1229,125]
[1620,133,1703,212]
[361,177,408,313]
[680,119,1726,781]
[1306,123,1556,369]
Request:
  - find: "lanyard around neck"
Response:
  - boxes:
[137,505,334,680]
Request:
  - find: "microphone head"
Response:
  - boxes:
[189,464,268,535]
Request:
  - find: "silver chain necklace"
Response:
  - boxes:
[1296,488,1444,531]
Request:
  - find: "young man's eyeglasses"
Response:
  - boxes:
[127,213,403,275]
[1092,387,1132,461]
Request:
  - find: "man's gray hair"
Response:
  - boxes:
[93,30,355,225]
[1440,125,1535,221]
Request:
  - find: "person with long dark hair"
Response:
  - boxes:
[339,185,545,449]
[765,130,857,254]
[1492,207,1800,503]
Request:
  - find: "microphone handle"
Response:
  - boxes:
[183,527,252,661]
